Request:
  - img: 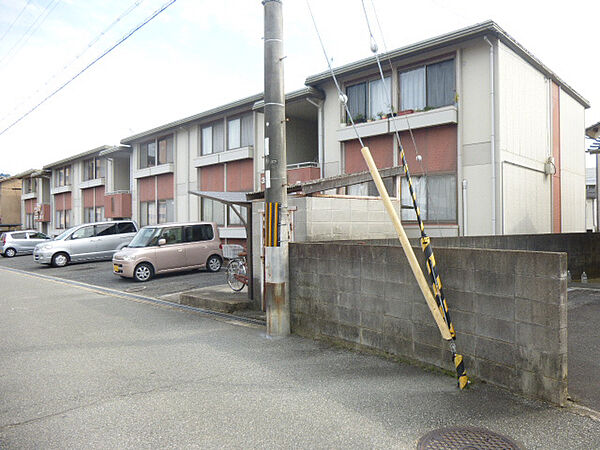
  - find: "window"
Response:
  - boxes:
[227,114,253,150]
[139,135,173,169]
[25,214,34,228]
[346,76,391,123]
[95,223,118,236]
[84,207,94,223]
[95,158,105,179]
[201,121,224,155]
[54,166,72,187]
[83,159,95,181]
[228,205,247,226]
[28,232,47,239]
[55,210,70,229]
[159,226,183,245]
[71,226,94,240]
[184,224,214,242]
[157,135,173,165]
[401,174,456,221]
[24,178,37,194]
[140,201,157,227]
[158,199,174,224]
[399,59,455,112]
[347,177,395,197]
[117,222,136,233]
[95,206,105,222]
[201,198,225,226]
[12,232,27,239]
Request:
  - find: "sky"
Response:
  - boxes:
[0,0,598,176]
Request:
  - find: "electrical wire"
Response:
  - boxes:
[0,0,146,123]
[0,0,62,68]
[305,0,365,149]
[0,0,178,137]
[0,0,34,44]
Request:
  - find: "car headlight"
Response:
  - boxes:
[121,255,136,262]
[38,244,53,250]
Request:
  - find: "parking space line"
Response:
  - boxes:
[0,266,265,328]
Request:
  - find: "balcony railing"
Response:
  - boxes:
[287,162,320,185]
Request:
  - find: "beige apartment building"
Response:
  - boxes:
[26,21,589,243]
[0,175,22,227]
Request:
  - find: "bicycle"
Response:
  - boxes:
[226,251,248,291]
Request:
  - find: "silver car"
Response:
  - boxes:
[1,230,51,257]
[33,220,138,267]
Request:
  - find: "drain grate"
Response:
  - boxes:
[417,427,521,450]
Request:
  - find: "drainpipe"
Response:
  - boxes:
[456,48,464,235]
[462,179,468,236]
[307,98,324,178]
[484,36,496,235]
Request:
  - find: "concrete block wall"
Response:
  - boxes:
[289,242,568,405]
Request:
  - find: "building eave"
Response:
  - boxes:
[43,145,112,169]
[120,93,265,145]
[305,20,590,109]
[252,86,325,111]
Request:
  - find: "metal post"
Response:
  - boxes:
[263,0,290,336]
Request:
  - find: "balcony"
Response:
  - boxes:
[287,162,321,185]
[104,191,132,219]
[21,191,37,200]
[80,177,105,189]
[34,204,51,222]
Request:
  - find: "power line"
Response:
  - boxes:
[1,0,146,123]
[0,0,177,137]
[0,0,62,67]
[0,0,34,44]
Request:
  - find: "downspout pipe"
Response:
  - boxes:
[484,36,496,235]
[306,98,324,178]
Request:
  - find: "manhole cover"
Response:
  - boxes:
[417,427,521,449]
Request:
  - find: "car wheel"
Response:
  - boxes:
[4,248,16,258]
[206,255,222,272]
[51,252,69,267]
[134,262,154,282]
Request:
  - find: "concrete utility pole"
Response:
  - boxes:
[263,0,290,336]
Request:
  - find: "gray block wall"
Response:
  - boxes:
[289,242,568,405]
[367,232,600,279]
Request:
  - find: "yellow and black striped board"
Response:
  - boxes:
[266,202,280,247]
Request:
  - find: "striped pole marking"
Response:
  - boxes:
[266,202,280,247]
[399,146,468,389]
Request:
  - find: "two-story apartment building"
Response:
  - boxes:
[25,21,588,242]
[0,175,22,226]
[304,20,588,237]
[16,169,51,233]
[120,88,323,244]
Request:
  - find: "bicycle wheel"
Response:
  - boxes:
[227,259,247,291]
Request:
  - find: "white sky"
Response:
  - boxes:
[0,0,598,176]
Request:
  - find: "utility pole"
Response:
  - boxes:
[263,0,290,336]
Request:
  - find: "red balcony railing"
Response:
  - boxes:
[104,192,132,219]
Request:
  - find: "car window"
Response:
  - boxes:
[95,223,118,236]
[117,222,136,233]
[71,226,94,240]
[159,227,184,245]
[11,232,27,239]
[28,232,48,239]
[184,224,214,242]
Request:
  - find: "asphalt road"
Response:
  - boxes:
[0,253,226,298]
[1,268,599,449]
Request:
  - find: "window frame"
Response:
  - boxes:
[201,120,225,155]
[398,57,456,113]
[345,74,392,123]
[400,173,457,222]
[139,134,173,169]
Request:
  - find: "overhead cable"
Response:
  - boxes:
[0,0,34,44]
[0,0,178,137]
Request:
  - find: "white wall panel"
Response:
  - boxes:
[559,90,585,231]
[503,163,551,234]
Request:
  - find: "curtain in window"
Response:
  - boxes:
[148,201,157,225]
[228,118,241,149]
[400,67,425,111]
[427,59,455,108]
[401,176,427,220]
[213,121,224,153]
[347,82,366,121]
[241,114,253,147]
[158,139,167,164]
[202,127,212,155]
[369,77,391,118]
[427,174,456,221]
[147,142,157,166]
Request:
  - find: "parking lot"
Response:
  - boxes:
[0,253,226,298]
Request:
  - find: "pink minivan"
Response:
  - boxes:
[112,222,223,282]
